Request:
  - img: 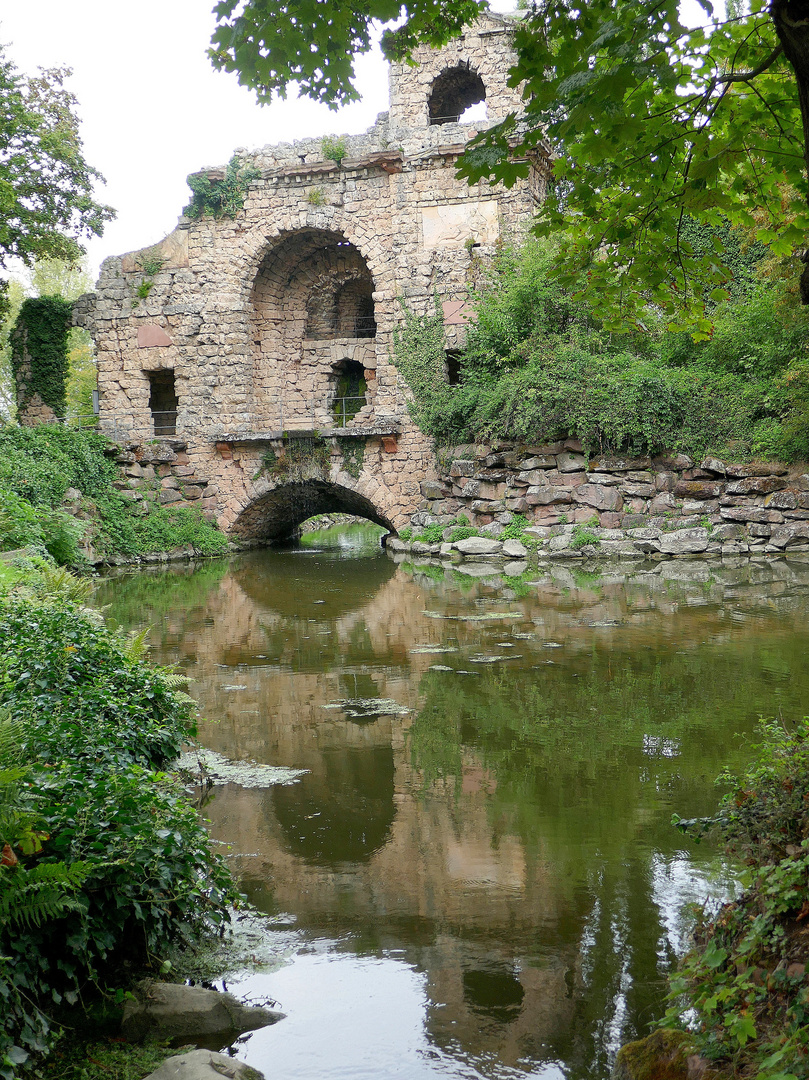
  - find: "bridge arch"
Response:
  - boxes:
[231,478,395,543]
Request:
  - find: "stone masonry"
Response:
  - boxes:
[61,14,549,540]
[400,439,809,561]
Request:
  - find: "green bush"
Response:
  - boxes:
[668,719,809,1076]
[414,523,445,545]
[0,591,237,1074]
[0,426,228,563]
[133,505,229,557]
[393,237,809,461]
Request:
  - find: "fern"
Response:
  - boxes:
[122,626,151,662]
[29,565,93,606]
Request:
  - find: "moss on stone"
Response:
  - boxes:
[612,1029,721,1080]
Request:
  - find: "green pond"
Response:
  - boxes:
[94,525,809,1080]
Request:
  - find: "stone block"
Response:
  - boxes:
[557,452,587,472]
[655,471,675,492]
[765,490,798,510]
[770,523,809,548]
[599,512,622,528]
[673,480,724,500]
[520,455,556,470]
[502,539,528,558]
[623,482,655,498]
[712,523,746,541]
[449,460,475,477]
[159,489,184,504]
[721,507,784,524]
[725,461,788,478]
[573,484,623,512]
[454,536,504,555]
[585,472,622,487]
[700,457,727,475]
[590,456,652,472]
[726,476,787,495]
[659,527,710,555]
[652,453,693,471]
[526,487,573,506]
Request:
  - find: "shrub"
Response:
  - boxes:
[0,591,237,1073]
[668,719,809,1075]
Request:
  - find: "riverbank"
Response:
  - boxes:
[0,425,229,567]
[0,557,238,1077]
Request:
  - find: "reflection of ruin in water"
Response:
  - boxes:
[96,547,809,1079]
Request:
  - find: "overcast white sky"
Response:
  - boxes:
[1,0,391,282]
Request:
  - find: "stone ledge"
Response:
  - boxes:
[214,421,402,443]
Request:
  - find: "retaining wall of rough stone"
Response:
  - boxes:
[397,439,809,561]
[107,438,218,519]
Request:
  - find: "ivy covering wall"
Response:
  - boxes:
[11,296,72,417]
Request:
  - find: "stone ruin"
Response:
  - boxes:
[50,14,549,540]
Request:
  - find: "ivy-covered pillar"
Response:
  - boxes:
[11,297,73,425]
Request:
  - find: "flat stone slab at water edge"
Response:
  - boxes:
[143,1051,265,1080]
[122,981,285,1043]
[453,536,504,555]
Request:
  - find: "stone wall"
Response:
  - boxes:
[404,440,809,559]
[107,437,218,517]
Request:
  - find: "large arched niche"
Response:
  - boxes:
[231,478,394,542]
[251,229,377,357]
[428,63,487,125]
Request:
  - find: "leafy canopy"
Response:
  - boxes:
[209,0,485,105]
[209,0,809,331]
[0,51,114,313]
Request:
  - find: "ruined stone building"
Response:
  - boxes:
[70,15,549,538]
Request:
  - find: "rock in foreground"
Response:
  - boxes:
[122,982,285,1044]
[144,1050,264,1080]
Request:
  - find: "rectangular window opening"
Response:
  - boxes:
[445,350,463,387]
[147,370,178,435]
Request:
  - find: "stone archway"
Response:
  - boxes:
[231,478,395,542]
[428,63,487,124]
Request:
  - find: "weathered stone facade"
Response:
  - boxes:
[69,15,547,538]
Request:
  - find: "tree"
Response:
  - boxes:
[209,0,809,333]
[0,50,114,317]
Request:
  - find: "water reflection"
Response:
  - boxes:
[95,536,809,1080]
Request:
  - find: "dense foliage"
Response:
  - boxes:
[0,564,237,1077]
[0,53,114,319]
[207,0,809,329]
[393,238,809,460]
[669,719,809,1078]
[0,425,228,564]
[209,0,483,105]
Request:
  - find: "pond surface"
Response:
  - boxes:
[95,529,809,1080]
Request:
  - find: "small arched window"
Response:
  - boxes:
[428,64,487,126]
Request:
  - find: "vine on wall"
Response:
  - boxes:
[258,437,331,482]
[11,296,73,416]
[338,437,365,478]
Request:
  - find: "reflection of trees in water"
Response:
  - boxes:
[272,746,396,865]
[406,635,809,1076]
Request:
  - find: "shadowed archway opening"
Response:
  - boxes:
[231,479,394,543]
[428,64,486,125]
